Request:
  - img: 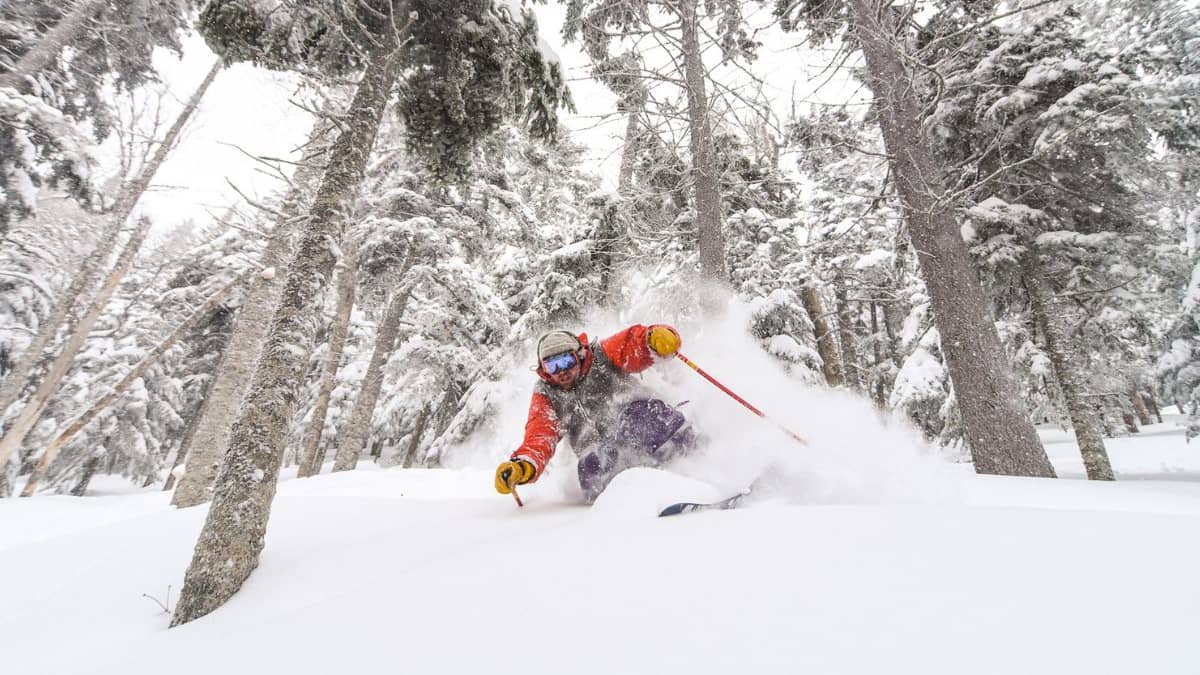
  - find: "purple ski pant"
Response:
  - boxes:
[577,399,694,503]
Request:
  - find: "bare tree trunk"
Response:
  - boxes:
[1022,256,1113,480]
[1120,410,1139,434]
[171,43,404,627]
[0,59,223,446]
[297,240,357,478]
[0,215,154,469]
[19,270,255,496]
[870,302,887,408]
[170,116,334,507]
[0,0,107,93]
[834,273,862,391]
[617,107,640,193]
[164,379,215,492]
[799,283,844,387]
[846,0,1055,477]
[1129,383,1152,426]
[332,288,412,472]
[402,403,431,467]
[1143,391,1163,424]
[69,453,102,497]
[679,0,728,288]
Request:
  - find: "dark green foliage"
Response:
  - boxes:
[930,9,1199,231]
[0,0,193,232]
[197,0,571,181]
[772,0,847,45]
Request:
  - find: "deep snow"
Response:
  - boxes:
[3,411,1200,674]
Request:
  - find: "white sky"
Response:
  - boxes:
[123,6,858,239]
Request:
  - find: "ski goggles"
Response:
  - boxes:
[542,351,579,374]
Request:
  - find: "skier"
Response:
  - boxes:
[494,324,695,503]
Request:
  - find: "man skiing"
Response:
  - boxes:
[495,324,694,503]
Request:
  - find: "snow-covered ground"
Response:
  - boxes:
[3,411,1199,675]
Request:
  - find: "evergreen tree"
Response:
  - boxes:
[776,0,1058,477]
[172,0,569,626]
[0,0,194,229]
[564,0,762,291]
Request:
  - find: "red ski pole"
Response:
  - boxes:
[675,351,808,446]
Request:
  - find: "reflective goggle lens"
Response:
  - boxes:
[542,352,579,374]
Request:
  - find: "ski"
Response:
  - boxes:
[658,490,749,517]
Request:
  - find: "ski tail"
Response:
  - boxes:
[658,489,749,517]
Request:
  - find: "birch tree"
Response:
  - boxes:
[0,60,221,472]
[19,268,260,496]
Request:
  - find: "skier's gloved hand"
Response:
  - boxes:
[495,458,535,494]
[647,324,681,357]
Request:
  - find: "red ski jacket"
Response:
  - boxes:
[511,324,675,480]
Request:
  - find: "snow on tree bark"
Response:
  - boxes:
[170,117,333,507]
[0,0,107,93]
[834,272,862,391]
[846,0,1055,477]
[171,44,402,626]
[19,269,257,496]
[0,214,154,469]
[679,0,729,289]
[332,287,412,472]
[1022,254,1114,481]
[870,302,887,408]
[618,107,640,194]
[0,59,222,459]
[297,239,357,478]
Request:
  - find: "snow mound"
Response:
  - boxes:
[590,467,724,517]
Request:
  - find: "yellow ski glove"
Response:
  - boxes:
[495,459,535,494]
[647,324,682,357]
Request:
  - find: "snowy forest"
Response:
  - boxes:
[3,0,1200,664]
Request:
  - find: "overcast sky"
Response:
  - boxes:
[124,6,854,240]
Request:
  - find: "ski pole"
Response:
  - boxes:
[675,351,808,446]
[511,484,524,508]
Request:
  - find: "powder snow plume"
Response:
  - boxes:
[442,284,964,507]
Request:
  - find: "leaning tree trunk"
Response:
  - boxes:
[69,453,102,497]
[171,44,403,627]
[0,215,153,469]
[679,0,728,288]
[332,288,412,472]
[1129,382,1152,426]
[170,116,334,507]
[846,0,1055,477]
[1143,391,1163,424]
[0,59,223,458]
[799,283,844,387]
[401,403,431,467]
[0,0,107,93]
[833,273,863,391]
[19,269,256,496]
[297,240,358,478]
[1022,257,1114,481]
